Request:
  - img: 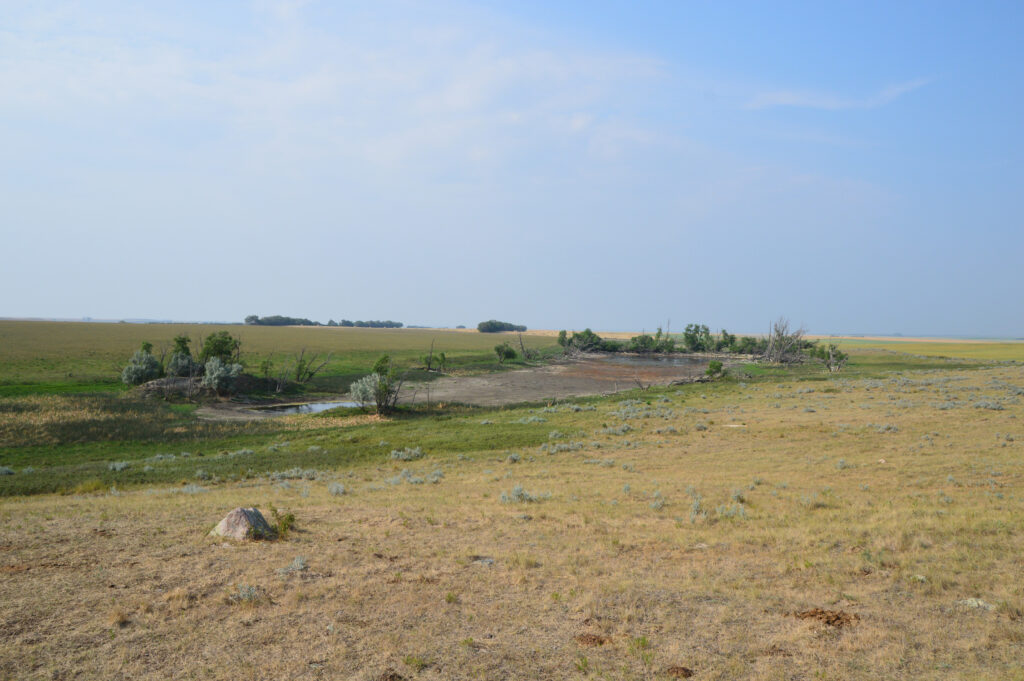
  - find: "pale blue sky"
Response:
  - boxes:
[2,1,1021,335]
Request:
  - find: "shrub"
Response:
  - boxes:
[494,342,517,363]
[350,356,403,415]
[166,352,198,377]
[121,350,162,385]
[107,461,130,472]
[328,482,346,496]
[706,360,724,377]
[501,484,550,503]
[391,446,424,461]
[198,331,241,364]
[201,357,242,393]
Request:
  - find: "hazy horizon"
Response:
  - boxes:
[2,2,1022,337]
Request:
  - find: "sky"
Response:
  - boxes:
[1,1,1022,336]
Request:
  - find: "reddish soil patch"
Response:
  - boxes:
[574,633,611,647]
[402,355,713,407]
[665,665,695,678]
[793,608,860,627]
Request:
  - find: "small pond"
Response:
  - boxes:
[251,401,359,415]
[601,354,710,368]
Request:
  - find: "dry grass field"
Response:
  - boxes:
[2,351,1023,679]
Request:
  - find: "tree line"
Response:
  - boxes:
[245,315,403,328]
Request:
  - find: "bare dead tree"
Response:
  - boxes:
[633,373,651,391]
[423,339,436,371]
[517,333,539,360]
[292,349,332,384]
[763,317,806,363]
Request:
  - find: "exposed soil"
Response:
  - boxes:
[574,633,611,647]
[792,608,860,627]
[665,665,695,678]
[399,354,714,407]
[195,354,718,419]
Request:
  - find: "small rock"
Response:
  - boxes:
[209,507,274,540]
[957,598,995,611]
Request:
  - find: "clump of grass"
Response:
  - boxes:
[716,503,747,520]
[328,481,346,496]
[172,483,207,494]
[403,655,430,672]
[870,423,900,433]
[694,421,708,432]
[506,452,521,464]
[835,459,856,470]
[387,469,425,485]
[108,607,130,628]
[973,401,1004,411]
[513,416,547,424]
[501,484,550,503]
[269,468,321,481]
[598,424,632,436]
[583,458,615,467]
[194,469,210,481]
[226,584,269,606]
[391,447,424,461]
[277,556,308,576]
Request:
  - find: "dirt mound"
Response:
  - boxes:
[376,670,405,681]
[793,608,860,627]
[574,633,611,646]
[665,665,694,678]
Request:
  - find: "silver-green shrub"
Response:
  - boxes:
[121,350,161,385]
[166,352,198,377]
[201,357,242,392]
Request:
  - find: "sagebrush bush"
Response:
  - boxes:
[201,357,242,393]
[166,352,198,377]
[349,373,378,407]
[121,350,161,385]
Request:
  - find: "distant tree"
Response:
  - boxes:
[327,319,337,327]
[244,315,260,325]
[340,319,354,327]
[478,320,527,333]
[557,330,568,347]
[716,329,736,352]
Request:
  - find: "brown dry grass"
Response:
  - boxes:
[2,364,1024,679]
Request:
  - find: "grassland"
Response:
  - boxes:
[1,329,1023,679]
[0,321,560,395]
[829,336,1024,362]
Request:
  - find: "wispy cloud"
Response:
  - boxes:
[745,77,932,111]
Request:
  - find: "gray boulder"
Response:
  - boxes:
[210,507,274,540]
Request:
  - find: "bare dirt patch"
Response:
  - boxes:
[575,633,611,646]
[401,355,712,407]
[792,608,860,627]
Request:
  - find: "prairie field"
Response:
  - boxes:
[1,332,1023,679]
[0,321,559,394]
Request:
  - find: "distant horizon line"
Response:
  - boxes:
[1,317,1021,342]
